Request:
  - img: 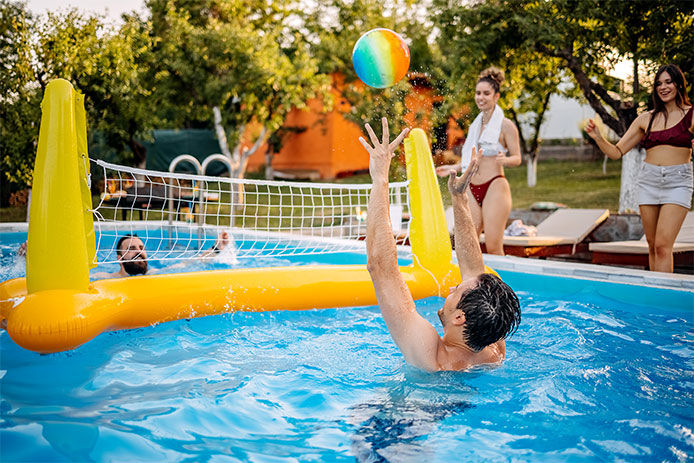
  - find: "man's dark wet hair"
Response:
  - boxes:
[456,273,521,352]
[116,234,139,257]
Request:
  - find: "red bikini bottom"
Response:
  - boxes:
[469,175,505,207]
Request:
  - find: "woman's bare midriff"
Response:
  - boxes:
[644,145,692,166]
[472,151,506,183]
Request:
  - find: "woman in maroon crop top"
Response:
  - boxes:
[585,64,693,273]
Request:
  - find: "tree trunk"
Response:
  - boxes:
[619,147,645,213]
[526,93,551,188]
[526,155,538,188]
[127,138,147,170]
[633,55,639,96]
[508,108,528,156]
[265,147,274,180]
[127,138,148,185]
[213,106,232,161]
[228,127,269,213]
[535,44,626,136]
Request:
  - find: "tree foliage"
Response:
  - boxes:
[0,1,40,188]
[3,0,691,196]
[147,0,330,177]
[0,1,155,189]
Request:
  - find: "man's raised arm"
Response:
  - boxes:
[448,148,485,281]
[359,118,441,371]
[361,119,406,282]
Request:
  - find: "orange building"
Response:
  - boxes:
[245,74,468,179]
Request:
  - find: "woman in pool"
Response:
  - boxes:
[437,67,522,255]
[585,64,693,273]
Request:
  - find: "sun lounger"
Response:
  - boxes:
[590,212,694,269]
[478,208,610,257]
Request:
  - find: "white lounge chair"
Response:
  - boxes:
[477,208,610,257]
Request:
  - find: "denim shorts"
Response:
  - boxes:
[637,162,693,209]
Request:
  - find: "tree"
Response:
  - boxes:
[147,0,330,185]
[0,2,157,196]
[506,58,571,187]
[591,0,694,105]
[0,1,40,192]
[31,9,156,169]
[84,14,157,168]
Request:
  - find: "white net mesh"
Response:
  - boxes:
[92,159,411,264]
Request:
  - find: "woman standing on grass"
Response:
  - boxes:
[437,67,522,255]
[586,64,693,273]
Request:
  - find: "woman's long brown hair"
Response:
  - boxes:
[645,64,691,137]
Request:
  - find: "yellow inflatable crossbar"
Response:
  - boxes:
[0,80,495,353]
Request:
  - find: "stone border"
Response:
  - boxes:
[509,211,645,241]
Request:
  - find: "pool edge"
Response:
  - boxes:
[481,253,694,292]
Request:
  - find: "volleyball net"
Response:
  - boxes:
[91,159,411,264]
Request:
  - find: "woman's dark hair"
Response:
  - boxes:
[456,273,521,352]
[477,67,505,94]
[646,64,691,138]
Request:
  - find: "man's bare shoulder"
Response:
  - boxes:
[436,340,505,371]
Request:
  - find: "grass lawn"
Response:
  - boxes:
[0,158,624,224]
[0,206,27,223]
[498,158,621,211]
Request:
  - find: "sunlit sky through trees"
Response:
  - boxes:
[28,0,147,23]
[29,0,634,80]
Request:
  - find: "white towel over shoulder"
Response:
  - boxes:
[460,104,505,170]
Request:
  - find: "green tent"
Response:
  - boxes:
[143,129,228,176]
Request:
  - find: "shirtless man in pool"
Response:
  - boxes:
[359,118,521,372]
[19,232,229,279]
[92,233,230,278]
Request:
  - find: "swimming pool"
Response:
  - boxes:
[1,228,692,461]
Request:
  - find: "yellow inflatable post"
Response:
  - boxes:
[26,79,94,294]
[403,129,457,292]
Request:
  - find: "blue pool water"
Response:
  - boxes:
[1,231,693,461]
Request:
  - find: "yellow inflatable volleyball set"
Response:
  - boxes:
[0,79,498,353]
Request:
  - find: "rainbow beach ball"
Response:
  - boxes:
[352,28,410,89]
